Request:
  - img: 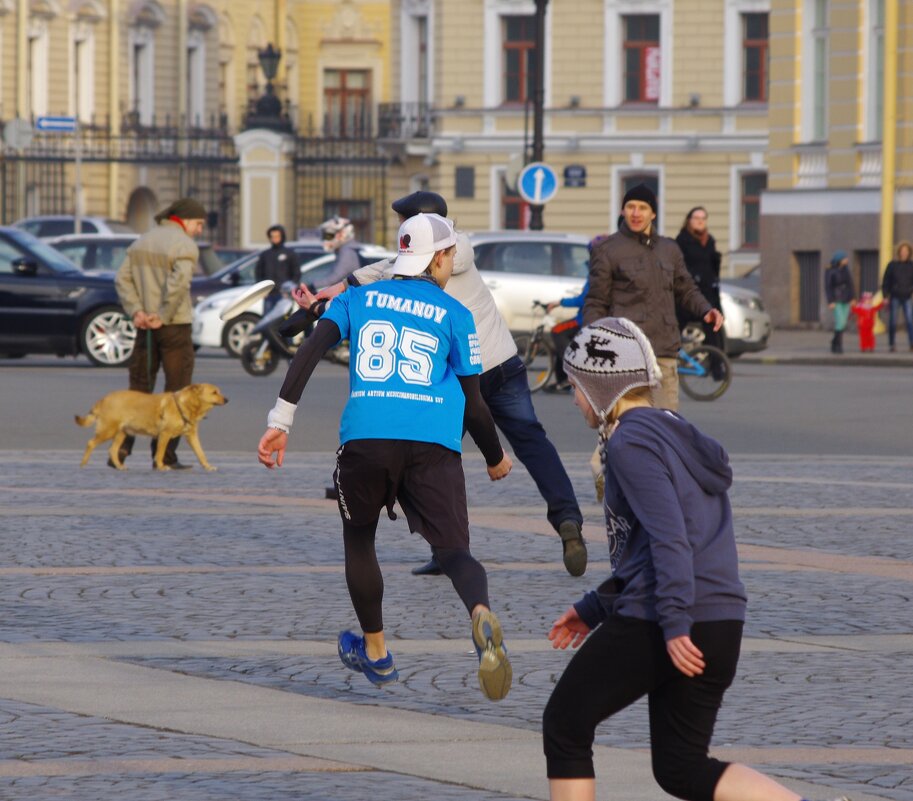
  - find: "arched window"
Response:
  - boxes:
[187,5,216,128]
[128,1,165,126]
[69,1,106,124]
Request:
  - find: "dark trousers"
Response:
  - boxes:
[479,356,581,530]
[888,297,913,347]
[550,320,580,384]
[543,616,742,801]
[123,324,194,463]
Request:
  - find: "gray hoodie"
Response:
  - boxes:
[575,406,747,640]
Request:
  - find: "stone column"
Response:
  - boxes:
[233,128,296,249]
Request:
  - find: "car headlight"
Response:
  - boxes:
[728,295,764,312]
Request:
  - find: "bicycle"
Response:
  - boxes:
[677,339,732,401]
[513,300,557,392]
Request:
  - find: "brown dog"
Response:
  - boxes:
[75,383,228,470]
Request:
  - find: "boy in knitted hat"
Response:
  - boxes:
[257,213,514,701]
[542,317,850,801]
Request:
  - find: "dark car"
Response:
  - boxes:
[0,227,137,366]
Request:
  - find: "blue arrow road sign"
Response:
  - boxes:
[35,115,77,133]
[518,162,558,205]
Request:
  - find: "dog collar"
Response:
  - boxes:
[171,393,192,426]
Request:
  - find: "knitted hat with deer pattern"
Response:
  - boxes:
[563,317,661,419]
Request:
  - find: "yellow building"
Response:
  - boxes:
[381,0,772,277]
[0,0,392,246]
[761,0,912,327]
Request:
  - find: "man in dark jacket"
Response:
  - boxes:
[583,184,723,411]
[675,206,724,354]
[881,240,913,352]
[255,225,300,311]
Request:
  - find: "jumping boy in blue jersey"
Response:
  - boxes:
[257,213,514,701]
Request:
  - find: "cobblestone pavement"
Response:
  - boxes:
[0,451,911,801]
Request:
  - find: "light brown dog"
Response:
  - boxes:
[75,383,229,471]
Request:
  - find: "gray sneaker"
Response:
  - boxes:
[471,609,512,701]
[558,520,587,577]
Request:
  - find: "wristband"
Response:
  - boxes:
[267,398,296,434]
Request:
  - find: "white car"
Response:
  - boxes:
[469,230,770,356]
[193,246,394,356]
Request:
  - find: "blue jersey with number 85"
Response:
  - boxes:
[322,278,482,452]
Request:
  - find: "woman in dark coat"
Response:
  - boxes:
[675,207,724,352]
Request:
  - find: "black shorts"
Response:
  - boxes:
[333,439,470,549]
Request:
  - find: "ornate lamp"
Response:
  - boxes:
[245,42,292,131]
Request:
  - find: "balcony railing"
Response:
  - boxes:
[378,102,433,140]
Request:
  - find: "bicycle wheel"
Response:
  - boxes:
[513,332,554,391]
[678,344,731,401]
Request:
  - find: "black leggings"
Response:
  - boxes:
[342,519,490,633]
[543,616,742,801]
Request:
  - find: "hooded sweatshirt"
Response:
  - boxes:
[255,226,300,292]
[574,406,747,640]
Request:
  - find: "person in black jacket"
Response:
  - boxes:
[675,207,724,354]
[255,225,300,311]
[881,240,913,352]
[824,251,855,354]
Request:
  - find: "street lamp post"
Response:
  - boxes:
[244,43,292,132]
[529,0,548,230]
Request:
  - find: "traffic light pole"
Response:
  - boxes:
[529,0,548,230]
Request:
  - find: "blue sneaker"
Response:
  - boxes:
[337,630,399,686]
[471,610,512,701]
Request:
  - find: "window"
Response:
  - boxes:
[417,16,429,105]
[742,13,768,102]
[803,0,828,141]
[796,250,821,322]
[866,0,884,140]
[501,178,528,230]
[71,24,96,123]
[323,200,371,242]
[0,239,26,274]
[740,172,766,249]
[187,34,206,127]
[623,15,660,103]
[503,16,536,104]
[129,28,155,125]
[27,22,49,118]
[324,69,372,137]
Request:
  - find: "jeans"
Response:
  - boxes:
[888,297,913,347]
[478,356,582,530]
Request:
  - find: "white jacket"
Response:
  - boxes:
[350,232,517,372]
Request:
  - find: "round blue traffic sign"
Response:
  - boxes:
[518,162,558,205]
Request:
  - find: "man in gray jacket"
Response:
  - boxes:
[583,184,723,411]
[114,197,206,468]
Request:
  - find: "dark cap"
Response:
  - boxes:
[830,250,848,266]
[155,197,207,223]
[391,191,448,219]
[621,184,657,214]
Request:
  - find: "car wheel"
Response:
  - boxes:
[222,313,260,358]
[80,306,136,367]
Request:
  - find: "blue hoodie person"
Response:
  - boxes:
[541,317,849,801]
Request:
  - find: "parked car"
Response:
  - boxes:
[468,230,770,357]
[12,215,134,238]
[470,231,593,332]
[193,245,394,356]
[0,226,136,366]
[46,233,252,278]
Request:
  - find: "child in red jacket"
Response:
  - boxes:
[850,292,884,352]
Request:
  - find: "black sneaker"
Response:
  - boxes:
[558,520,587,577]
[411,557,443,576]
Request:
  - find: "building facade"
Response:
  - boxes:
[381,0,772,278]
[0,0,392,246]
[761,0,912,327]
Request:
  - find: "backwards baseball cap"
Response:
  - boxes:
[392,213,457,276]
[621,183,657,215]
[563,317,661,419]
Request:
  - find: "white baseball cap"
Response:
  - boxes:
[392,213,457,276]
